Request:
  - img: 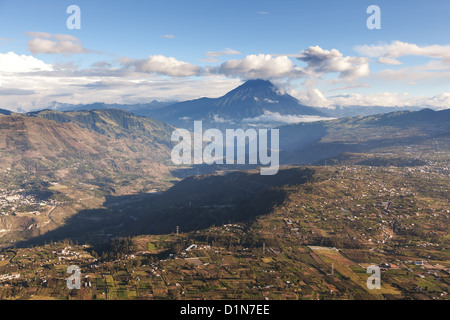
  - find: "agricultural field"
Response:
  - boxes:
[0,162,448,300]
[0,129,449,300]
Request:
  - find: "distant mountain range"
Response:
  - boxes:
[322,105,424,118]
[1,105,449,245]
[0,108,12,115]
[28,109,174,149]
[0,109,175,188]
[20,80,439,129]
[15,108,450,244]
[25,107,448,169]
[145,80,329,128]
[278,108,450,165]
[45,100,173,117]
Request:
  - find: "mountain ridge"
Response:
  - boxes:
[27,109,175,149]
[278,108,450,164]
[146,79,328,128]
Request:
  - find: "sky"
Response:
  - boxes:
[1,0,450,111]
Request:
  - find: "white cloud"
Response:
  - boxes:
[355,41,450,62]
[27,32,90,55]
[373,60,450,83]
[297,46,370,79]
[217,54,303,79]
[212,114,233,123]
[326,91,450,109]
[271,46,371,108]
[291,85,450,110]
[378,57,402,65]
[160,34,175,39]
[206,48,240,57]
[327,92,413,107]
[297,89,332,109]
[2,37,450,114]
[242,111,335,124]
[423,93,450,109]
[0,57,242,111]
[120,55,201,77]
[0,52,53,72]
[287,80,333,109]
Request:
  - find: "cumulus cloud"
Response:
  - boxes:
[242,111,335,124]
[297,46,370,79]
[0,52,53,72]
[27,32,90,55]
[217,54,303,79]
[354,41,450,63]
[0,58,242,112]
[423,93,450,109]
[120,55,202,77]
[378,57,402,65]
[352,41,450,84]
[372,59,450,84]
[3,36,450,113]
[290,88,450,110]
[287,46,371,108]
[286,79,334,109]
[212,114,234,123]
[295,86,332,109]
[327,92,413,107]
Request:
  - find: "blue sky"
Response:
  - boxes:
[1,0,450,111]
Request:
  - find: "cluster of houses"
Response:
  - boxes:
[53,246,81,261]
[0,188,59,216]
[0,273,20,282]
[184,244,211,252]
